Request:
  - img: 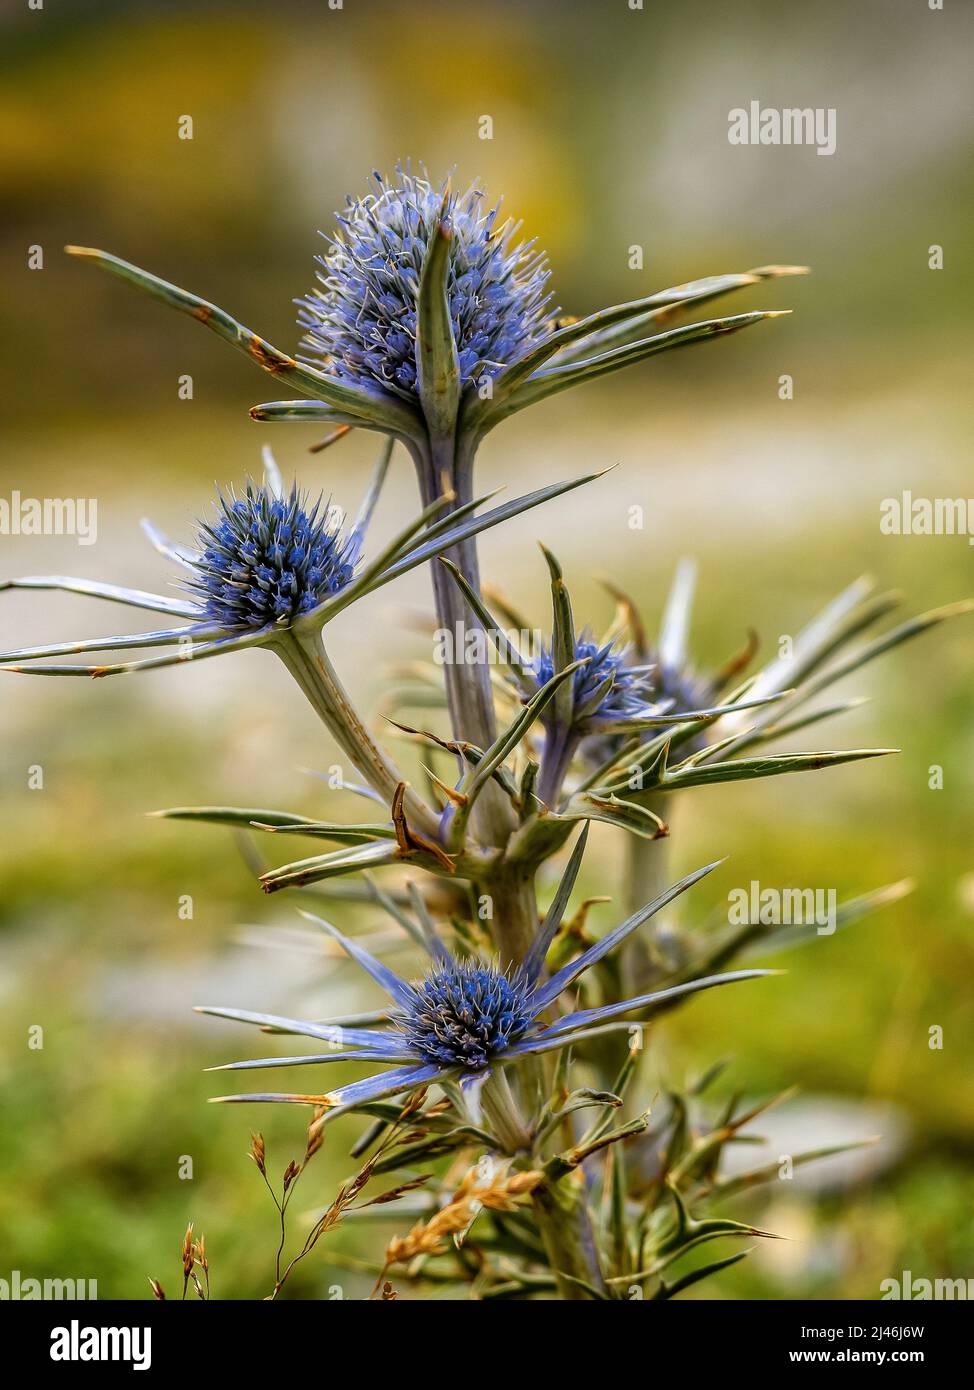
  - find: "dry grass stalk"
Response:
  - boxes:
[384,1161,542,1268]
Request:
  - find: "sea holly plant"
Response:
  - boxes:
[63,165,804,773]
[5,165,966,1299]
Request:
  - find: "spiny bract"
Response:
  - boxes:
[297,167,555,399]
[189,483,357,630]
[397,962,534,1070]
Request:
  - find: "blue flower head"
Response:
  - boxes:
[297,166,555,400]
[398,961,534,1070]
[532,632,651,727]
[65,209,804,449]
[202,840,769,1135]
[188,482,358,631]
[0,442,597,686]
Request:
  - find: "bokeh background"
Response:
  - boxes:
[1,0,972,1299]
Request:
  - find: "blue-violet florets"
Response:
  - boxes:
[533,634,650,724]
[189,483,357,631]
[397,962,534,1070]
[298,167,555,399]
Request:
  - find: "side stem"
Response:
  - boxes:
[274,627,439,838]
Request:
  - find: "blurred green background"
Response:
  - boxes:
[1,0,972,1299]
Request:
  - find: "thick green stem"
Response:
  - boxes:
[409,434,514,847]
[486,865,540,969]
[274,627,439,839]
[532,1174,609,1300]
[408,428,608,1300]
[485,864,549,1114]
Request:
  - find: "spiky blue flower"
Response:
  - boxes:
[187,483,359,631]
[297,167,555,400]
[66,207,804,452]
[532,633,654,728]
[437,550,730,812]
[201,839,769,1131]
[398,961,534,1070]
[526,624,674,807]
[0,448,383,675]
[0,443,590,685]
